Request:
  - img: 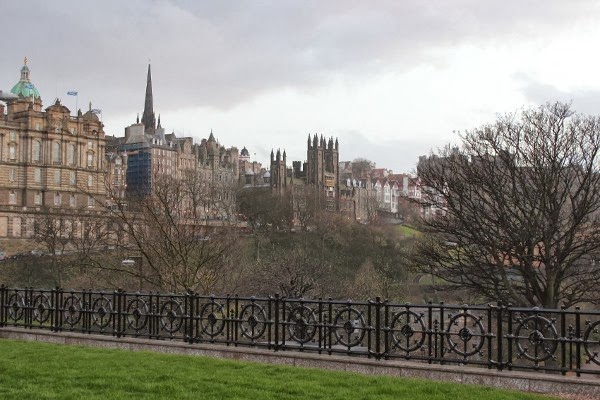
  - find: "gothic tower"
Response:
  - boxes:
[141,63,156,133]
[306,134,339,210]
[270,149,287,195]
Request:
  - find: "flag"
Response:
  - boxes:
[67,91,78,96]
[91,108,101,115]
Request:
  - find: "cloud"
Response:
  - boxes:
[517,74,600,115]
[3,1,600,172]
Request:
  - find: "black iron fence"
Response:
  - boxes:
[1,286,599,377]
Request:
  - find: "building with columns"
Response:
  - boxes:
[0,59,110,238]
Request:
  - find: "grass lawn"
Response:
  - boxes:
[0,339,557,400]
[397,224,419,238]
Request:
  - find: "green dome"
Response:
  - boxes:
[11,63,41,99]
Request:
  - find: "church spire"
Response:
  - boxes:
[141,63,156,133]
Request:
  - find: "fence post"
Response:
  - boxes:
[427,301,433,364]
[439,301,445,364]
[575,306,581,377]
[184,290,193,344]
[374,296,382,360]
[0,285,5,327]
[506,303,513,371]
[116,288,123,338]
[496,301,503,371]
[384,299,390,360]
[273,294,280,351]
[53,287,63,332]
[327,298,333,355]
[560,304,567,376]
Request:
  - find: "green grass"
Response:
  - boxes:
[0,339,556,400]
[397,224,419,238]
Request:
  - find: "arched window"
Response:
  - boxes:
[32,141,41,162]
[52,141,61,163]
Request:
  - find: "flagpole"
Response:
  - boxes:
[67,90,79,117]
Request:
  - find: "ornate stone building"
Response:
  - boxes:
[0,59,109,238]
[269,134,340,211]
[108,64,239,219]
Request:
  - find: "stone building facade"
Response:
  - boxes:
[108,64,239,219]
[0,59,111,238]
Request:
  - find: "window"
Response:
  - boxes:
[9,132,16,141]
[87,175,93,187]
[34,168,41,183]
[54,170,61,185]
[9,168,16,182]
[67,144,75,165]
[12,217,21,237]
[35,123,40,131]
[8,191,16,205]
[34,192,42,205]
[8,144,16,161]
[87,153,93,167]
[33,141,41,162]
[87,196,94,208]
[52,141,61,163]
[88,140,93,150]
[54,193,61,205]
[70,194,76,207]
[70,171,76,186]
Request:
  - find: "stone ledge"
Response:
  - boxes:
[1,327,598,397]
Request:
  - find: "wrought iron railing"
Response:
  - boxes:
[1,286,599,377]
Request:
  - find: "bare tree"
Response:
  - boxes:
[237,187,293,260]
[102,168,242,293]
[351,158,373,179]
[415,102,600,307]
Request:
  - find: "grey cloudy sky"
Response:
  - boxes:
[3,0,600,172]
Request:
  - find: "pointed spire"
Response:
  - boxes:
[208,129,215,141]
[157,114,161,128]
[270,149,274,163]
[136,113,140,124]
[141,63,156,133]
